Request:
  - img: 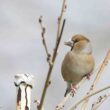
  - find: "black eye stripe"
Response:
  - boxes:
[70,40,78,51]
[74,40,79,43]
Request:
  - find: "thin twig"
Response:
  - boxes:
[81,49,110,109]
[93,49,110,86]
[38,19,66,110]
[34,99,44,110]
[56,0,67,44]
[52,19,66,62]
[91,93,110,110]
[39,16,51,64]
[68,85,110,110]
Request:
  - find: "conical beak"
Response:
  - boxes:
[64,41,74,47]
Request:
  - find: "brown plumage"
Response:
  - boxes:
[61,34,95,96]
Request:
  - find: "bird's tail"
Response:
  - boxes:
[64,83,71,97]
[64,88,70,97]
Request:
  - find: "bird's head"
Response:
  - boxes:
[64,34,92,53]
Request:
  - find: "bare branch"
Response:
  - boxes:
[68,85,110,110]
[37,19,66,110]
[91,93,110,110]
[52,19,66,62]
[56,0,67,44]
[39,16,51,64]
[93,49,110,86]
[34,99,44,110]
[81,49,110,109]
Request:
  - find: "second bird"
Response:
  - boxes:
[61,34,95,96]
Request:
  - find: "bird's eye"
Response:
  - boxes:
[74,39,79,43]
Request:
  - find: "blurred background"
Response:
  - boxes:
[0,0,110,110]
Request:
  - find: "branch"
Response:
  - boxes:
[39,16,51,65]
[38,19,66,110]
[91,93,110,110]
[34,99,44,110]
[56,0,67,44]
[68,85,110,110]
[93,49,110,86]
[52,19,66,62]
[81,49,110,109]
[38,1,67,109]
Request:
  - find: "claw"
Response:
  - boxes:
[85,72,93,80]
[70,84,77,96]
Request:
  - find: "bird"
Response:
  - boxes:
[61,34,95,97]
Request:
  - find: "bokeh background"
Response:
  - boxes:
[0,0,110,110]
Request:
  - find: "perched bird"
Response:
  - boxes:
[61,34,95,96]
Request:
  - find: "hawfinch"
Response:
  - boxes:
[61,34,95,96]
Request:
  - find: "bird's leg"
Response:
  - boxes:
[84,72,93,80]
[70,84,77,96]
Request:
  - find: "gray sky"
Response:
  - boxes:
[0,0,110,110]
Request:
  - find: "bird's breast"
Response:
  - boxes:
[61,52,94,84]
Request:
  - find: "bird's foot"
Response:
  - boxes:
[70,84,77,96]
[85,72,93,80]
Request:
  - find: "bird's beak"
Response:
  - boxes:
[64,41,74,47]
